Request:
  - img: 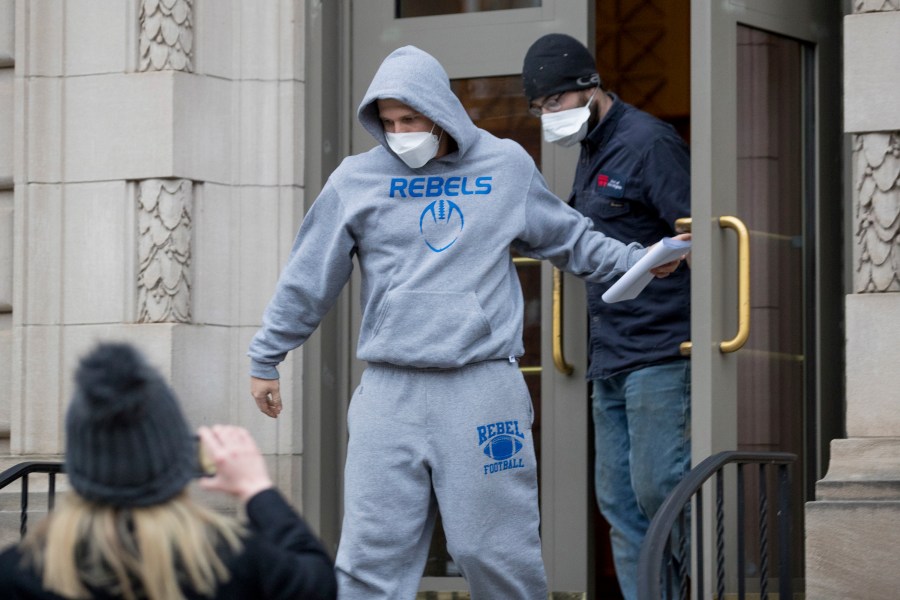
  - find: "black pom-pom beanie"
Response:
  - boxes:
[65,343,195,507]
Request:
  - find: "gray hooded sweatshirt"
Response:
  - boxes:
[248,46,645,378]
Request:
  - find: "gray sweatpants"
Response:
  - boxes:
[335,360,547,599]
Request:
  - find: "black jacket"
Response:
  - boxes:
[572,94,691,379]
[0,489,337,599]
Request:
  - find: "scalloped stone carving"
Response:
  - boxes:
[138,179,192,323]
[854,0,900,12]
[854,133,900,292]
[139,0,193,72]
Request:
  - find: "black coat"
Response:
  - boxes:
[572,94,691,379]
[0,489,337,599]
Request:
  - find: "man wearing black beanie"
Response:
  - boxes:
[523,33,692,600]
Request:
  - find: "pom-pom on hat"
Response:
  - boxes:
[522,33,601,103]
[65,343,196,507]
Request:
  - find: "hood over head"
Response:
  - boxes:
[358,46,479,164]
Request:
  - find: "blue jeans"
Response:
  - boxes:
[592,360,691,600]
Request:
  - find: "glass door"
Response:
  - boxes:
[690,0,842,593]
[349,1,593,594]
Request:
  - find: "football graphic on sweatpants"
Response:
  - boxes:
[483,434,523,460]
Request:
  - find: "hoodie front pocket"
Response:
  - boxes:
[370,291,492,367]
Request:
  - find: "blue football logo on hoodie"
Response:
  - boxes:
[420,199,464,252]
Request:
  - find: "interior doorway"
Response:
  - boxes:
[334,0,841,597]
[589,1,690,597]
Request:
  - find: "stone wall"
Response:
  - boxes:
[806,3,900,598]
[4,0,308,500]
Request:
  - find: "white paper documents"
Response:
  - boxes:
[602,237,691,303]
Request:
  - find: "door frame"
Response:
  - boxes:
[690,0,843,591]
[304,0,844,593]
[301,0,353,559]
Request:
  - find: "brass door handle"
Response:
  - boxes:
[552,268,574,375]
[677,216,751,355]
[718,215,750,353]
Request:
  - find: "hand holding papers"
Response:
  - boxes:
[602,237,691,303]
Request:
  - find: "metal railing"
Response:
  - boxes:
[637,451,796,600]
[0,461,64,538]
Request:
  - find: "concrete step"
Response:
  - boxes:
[817,437,900,500]
[816,478,900,501]
[807,499,900,598]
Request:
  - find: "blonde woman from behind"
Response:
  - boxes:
[0,343,337,600]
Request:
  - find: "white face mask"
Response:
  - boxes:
[540,89,597,147]
[385,126,441,169]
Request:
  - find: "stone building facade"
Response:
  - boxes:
[1,0,899,596]
[0,0,308,501]
[805,2,900,597]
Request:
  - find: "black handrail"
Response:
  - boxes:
[637,451,796,600]
[0,461,64,538]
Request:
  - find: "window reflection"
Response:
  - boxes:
[397,0,541,18]
[450,76,540,167]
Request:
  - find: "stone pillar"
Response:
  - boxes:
[9,0,307,501]
[806,3,900,598]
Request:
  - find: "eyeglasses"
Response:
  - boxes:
[528,92,567,118]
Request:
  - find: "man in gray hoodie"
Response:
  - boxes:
[248,46,683,600]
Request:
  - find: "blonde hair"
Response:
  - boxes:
[21,491,245,600]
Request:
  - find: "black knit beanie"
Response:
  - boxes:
[522,33,601,102]
[65,343,196,507]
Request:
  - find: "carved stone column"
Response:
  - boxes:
[136,0,194,323]
[853,133,900,293]
[806,4,900,598]
[139,0,194,72]
[137,179,192,324]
